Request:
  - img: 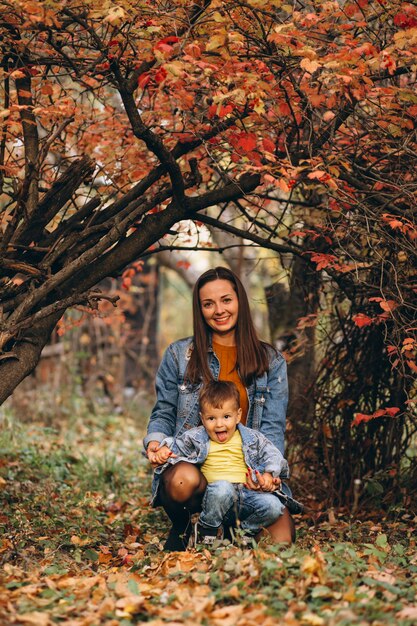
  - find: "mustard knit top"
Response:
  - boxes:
[212,341,249,424]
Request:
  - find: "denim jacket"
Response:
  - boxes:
[144,336,288,454]
[159,424,290,478]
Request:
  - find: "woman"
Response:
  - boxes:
[145,266,294,550]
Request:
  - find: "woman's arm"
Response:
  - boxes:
[260,353,288,455]
[143,344,180,450]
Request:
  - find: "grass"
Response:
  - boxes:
[1,405,416,625]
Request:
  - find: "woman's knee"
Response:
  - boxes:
[162,462,205,502]
[270,508,295,543]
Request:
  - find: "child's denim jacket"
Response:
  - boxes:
[144,336,288,454]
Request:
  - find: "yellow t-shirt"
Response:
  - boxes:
[200,430,248,484]
[212,341,249,424]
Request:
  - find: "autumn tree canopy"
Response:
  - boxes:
[0,0,416,499]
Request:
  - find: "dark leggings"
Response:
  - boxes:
[159,461,207,531]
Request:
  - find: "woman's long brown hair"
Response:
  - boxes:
[186,266,273,385]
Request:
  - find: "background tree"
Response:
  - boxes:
[1,0,416,504]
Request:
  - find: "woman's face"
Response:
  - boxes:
[199,279,239,339]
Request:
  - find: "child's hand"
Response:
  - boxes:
[256,471,275,492]
[147,443,176,466]
[272,476,282,489]
[245,469,277,492]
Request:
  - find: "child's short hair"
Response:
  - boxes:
[199,380,240,411]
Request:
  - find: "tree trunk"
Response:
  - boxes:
[0,311,62,404]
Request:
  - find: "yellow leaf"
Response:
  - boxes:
[70,535,91,546]
[301,613,325,626]
[164,61,185,78]
[212,11,225,22]
[343,587,357,602]
[206,34,227,52]
[302,555,321,574]
[104,6,126,26]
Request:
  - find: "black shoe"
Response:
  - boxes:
[223,525,234,542]
[273,490,304,515]
[163,524,191,552]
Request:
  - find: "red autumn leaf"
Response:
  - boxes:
[379,300,398,312]
[262,137,276,153]
[310,252,337,271]
[138,72,151,89]
[176,260,191,270]
[236,132,257,152]
[407,359,417,373]
[353,313,374,328]
[278,102,292,116]
[207,103,234,118]
[384,407,401,417]
[388,219,404,230]
[154,42,175,55]
[154,67,167,83]
[352,406,400,426]
[218,104,234,117]
[308,170,327,180]
[158,36,180,45]
[352,412,373,426]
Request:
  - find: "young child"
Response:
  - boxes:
[153,380,290,545]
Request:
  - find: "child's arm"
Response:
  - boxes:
[149,428,202,467]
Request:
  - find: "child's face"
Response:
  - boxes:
[200,398,242,444]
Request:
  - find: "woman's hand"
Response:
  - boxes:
[245,469,281,492]
[146,441,176,467]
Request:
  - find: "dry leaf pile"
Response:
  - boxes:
[1,412,416,625]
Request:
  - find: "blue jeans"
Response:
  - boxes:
[199,480,285,535]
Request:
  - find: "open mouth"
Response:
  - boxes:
[215,431,228,442]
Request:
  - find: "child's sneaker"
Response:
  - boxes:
[191,521,223,547]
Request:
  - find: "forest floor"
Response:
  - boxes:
[0,404,416,626]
